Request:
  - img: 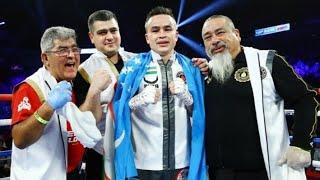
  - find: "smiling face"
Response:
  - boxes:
[202,17,241,59]
[145,14,178,58]
[41,38,80,82]
[89,18,121,58]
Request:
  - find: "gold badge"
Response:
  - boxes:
[234,67,249,82]
[234,67,267,82]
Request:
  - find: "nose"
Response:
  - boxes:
[207,34,220,44]
[211,39,221,46]
[158,29,167,38]
[67,49,78,58]
[105,32,113,40]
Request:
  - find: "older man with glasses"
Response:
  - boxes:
[10,26,111,180]
[45,47,82,57]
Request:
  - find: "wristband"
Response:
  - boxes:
[34,111,49,125]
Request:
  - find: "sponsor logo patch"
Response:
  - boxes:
[17,97,31,112]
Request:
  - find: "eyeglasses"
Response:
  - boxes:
[46,47,81,57]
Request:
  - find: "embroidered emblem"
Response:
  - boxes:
[17,97,31,112]
[260,67,267,79]
[234,67,250,82]
[144,66,159,88]
[235,67,268,82]
[176,71,186,82]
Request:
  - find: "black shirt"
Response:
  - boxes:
[205,50,265,169]
[205,50,318,170]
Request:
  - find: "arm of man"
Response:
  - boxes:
[273,54,319,169]
[128,85,160,110]
[192,58,209,76]
[12,101,54,149]
[272,54,318,149]
[79,69,111,122]
[12,81,72,149]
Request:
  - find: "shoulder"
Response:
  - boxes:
[14,82,34,94]
[120,50,138,62]
[124,52,149,66]
[176,53,197,70]
[12,82,41,124]
[272,53,290,67]
[80,51,106,68]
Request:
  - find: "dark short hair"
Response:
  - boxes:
[88,10,118,32]
[145,6,175,29]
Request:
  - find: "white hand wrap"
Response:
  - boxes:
[171,78,193,107]
[129,85,158,110]
[278,146,311,170]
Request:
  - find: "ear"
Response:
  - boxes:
[145,33,150,45]
[175,30,179,42]
[88,31,94,44]
[41,53,49,68]
[234,29,241,42]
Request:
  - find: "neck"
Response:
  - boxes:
[162,57,169,64]
[161,51,174,64]
[232,46,242,60]
[108,53,119,64]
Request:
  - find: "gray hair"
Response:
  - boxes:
[204,15,235,30]
[40,26,77,52]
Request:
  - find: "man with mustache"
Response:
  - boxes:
[202,15,319,180]
[10,26,111,180]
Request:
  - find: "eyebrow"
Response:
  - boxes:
[56,44,77,49]
[214,27,225,32]
[96,27,118,33]
[96,29,108,33]
[202,32,210,37]
[202,27,225,37]
[150,24,174,29]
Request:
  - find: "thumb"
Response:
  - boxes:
[277,153,287,166]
